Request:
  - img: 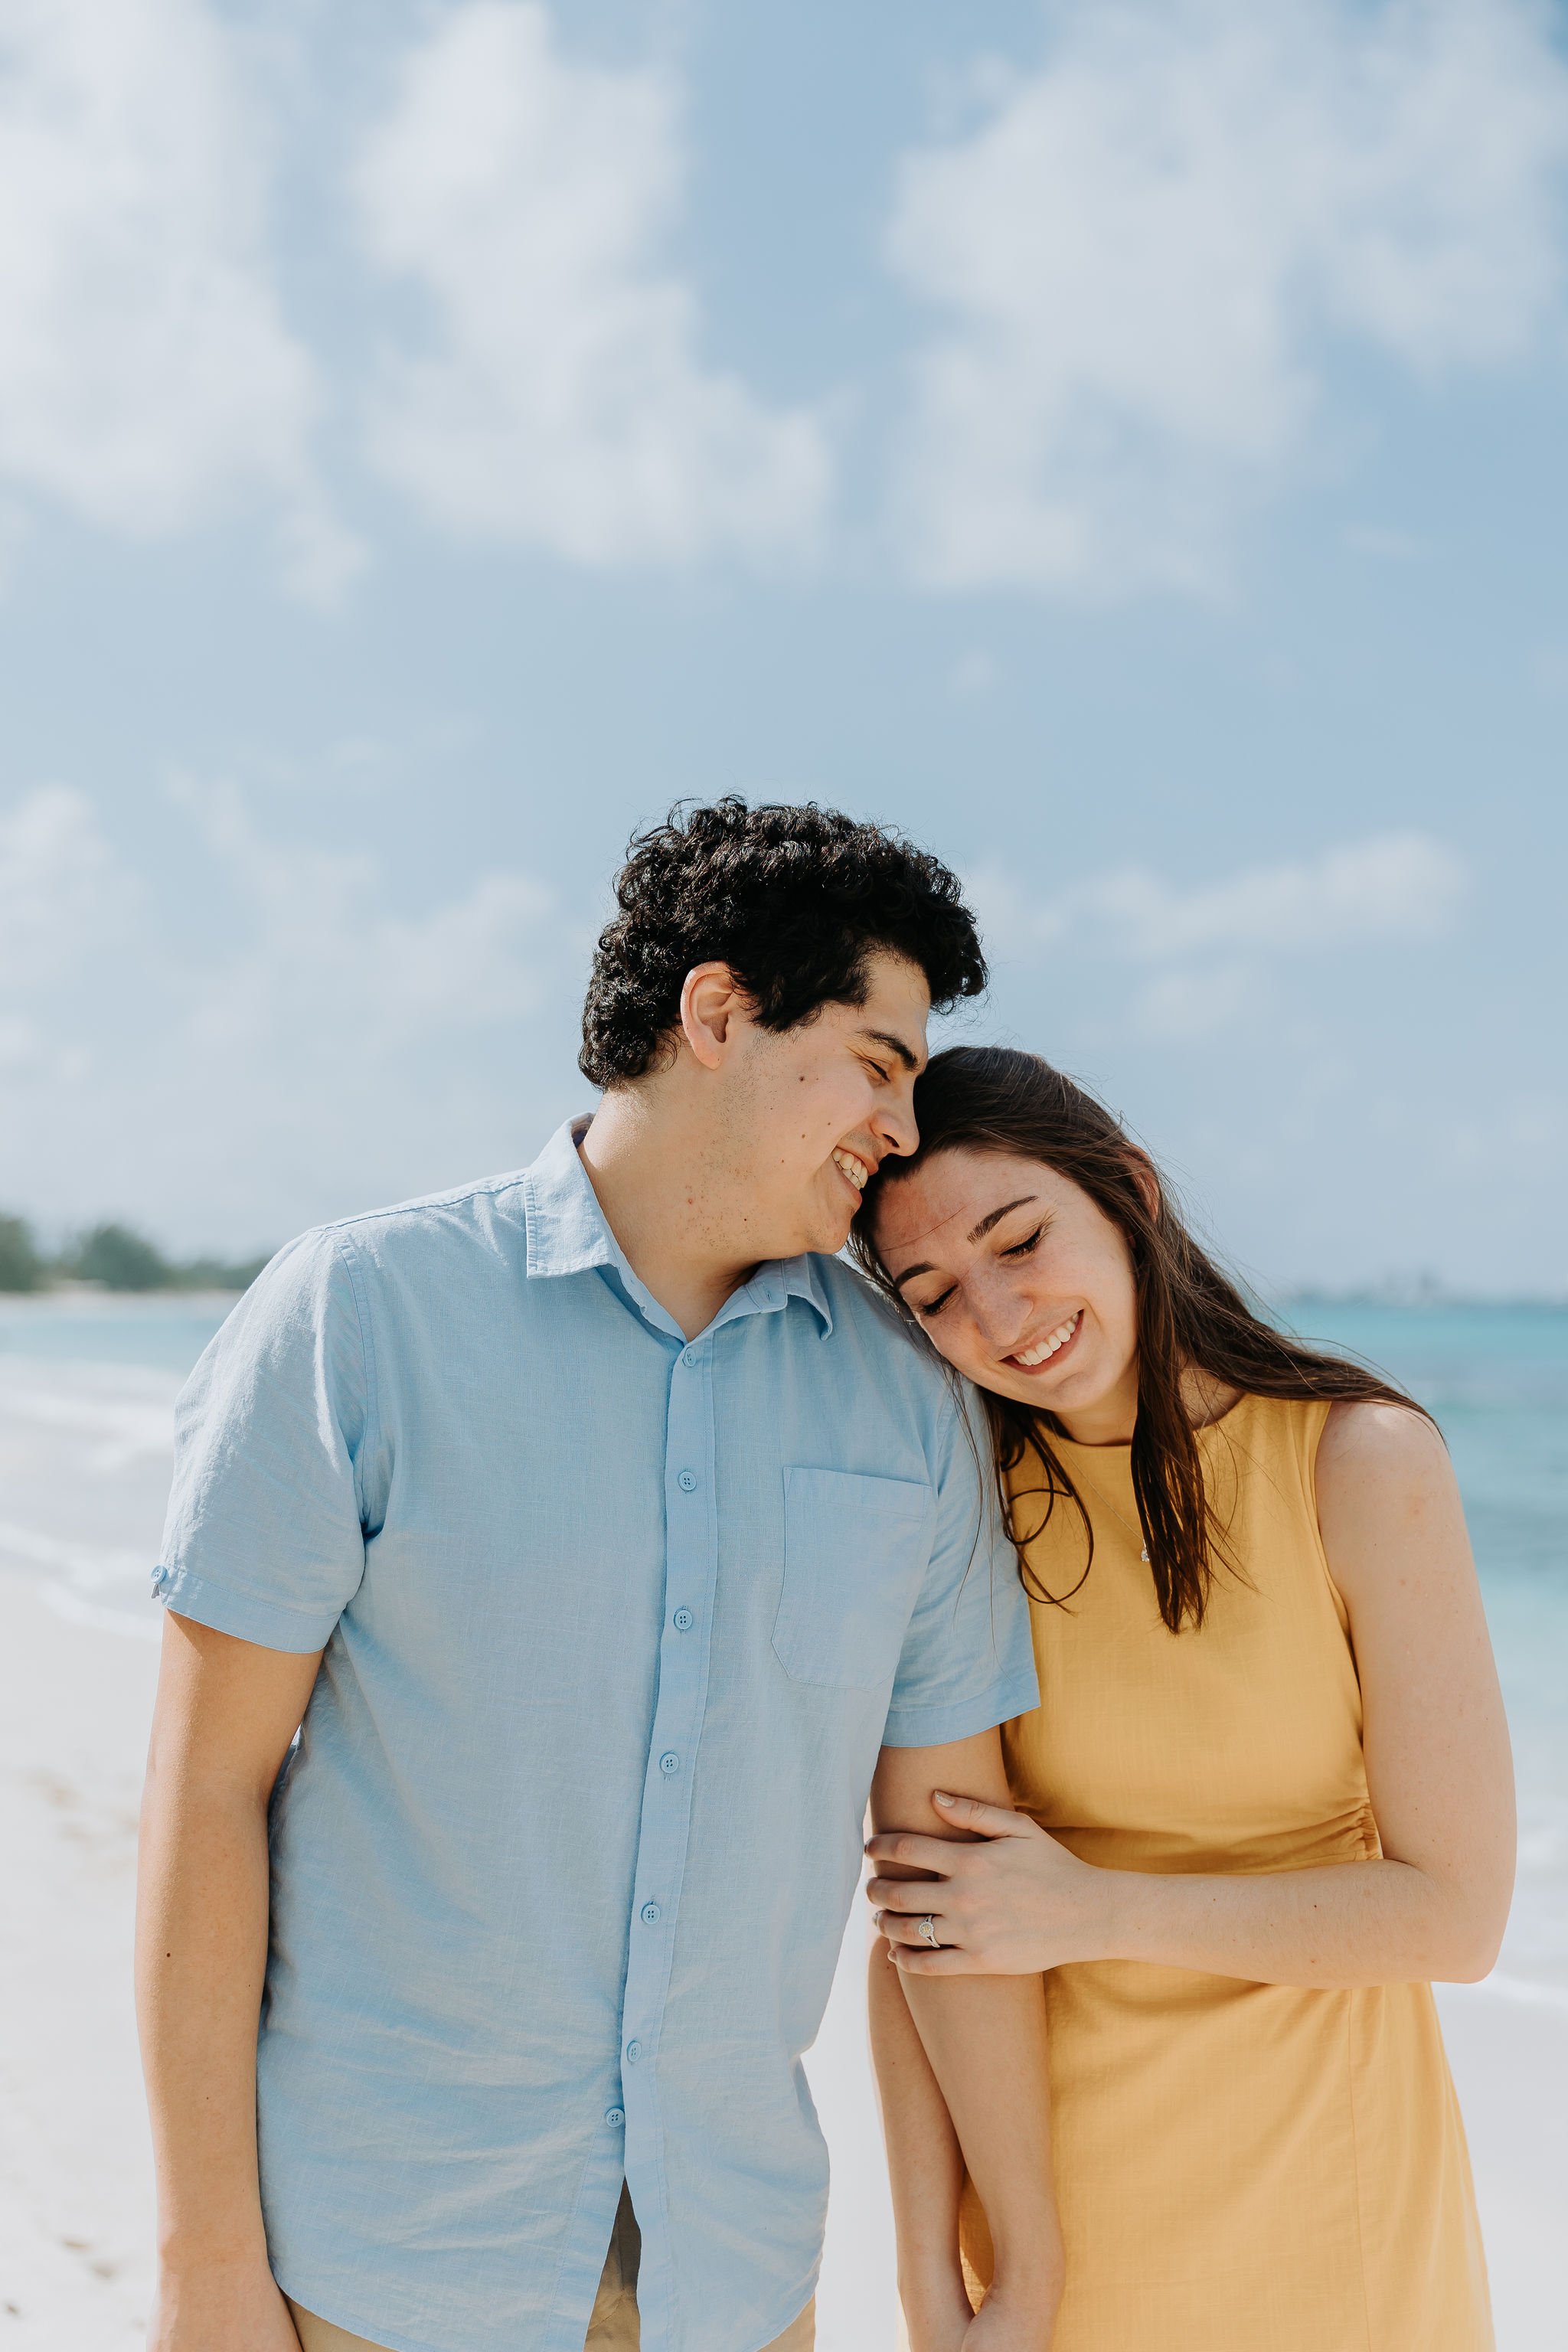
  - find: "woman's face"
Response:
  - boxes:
[868,1147,1142,1432]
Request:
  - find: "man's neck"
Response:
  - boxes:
[577,1091,767,1342]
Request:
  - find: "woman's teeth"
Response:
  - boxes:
[832,1148,870,1192]
[1011,1311,1081,1368]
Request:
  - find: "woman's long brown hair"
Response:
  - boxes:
[852,1045,1431,1632]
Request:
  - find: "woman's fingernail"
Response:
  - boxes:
[933,1790,956,1805]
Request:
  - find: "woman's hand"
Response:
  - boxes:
[866,1791,1109,1975]
[900,2258,1060,2352]
[963,2272,1060,2351]
[899,2259,978,2352]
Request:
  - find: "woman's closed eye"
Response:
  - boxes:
[910,1223,1047,1317]
[912,1285,956,1318]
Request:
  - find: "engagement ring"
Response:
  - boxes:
[917,1914,939,1949]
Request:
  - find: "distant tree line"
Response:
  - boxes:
[0,1214,271,1295]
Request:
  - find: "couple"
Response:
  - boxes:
[137,799,1511,2352]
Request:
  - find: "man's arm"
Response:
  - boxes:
[136,1611,323,2352]
[870,1729,1060,2351]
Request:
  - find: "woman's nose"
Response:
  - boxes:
[969,1284,1030,1357]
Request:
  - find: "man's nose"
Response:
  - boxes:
[875,1080,920,1161]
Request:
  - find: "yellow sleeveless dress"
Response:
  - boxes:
[962,1393,1491,2351]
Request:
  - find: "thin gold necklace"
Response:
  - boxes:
[1070,1452,1150,1563]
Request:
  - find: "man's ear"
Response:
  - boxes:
[679,963,752,1070]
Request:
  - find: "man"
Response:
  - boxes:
[138,799,1058,2352]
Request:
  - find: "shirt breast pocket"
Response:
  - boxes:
[773,1467,935,1693]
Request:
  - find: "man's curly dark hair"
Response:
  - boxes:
[580,799,987,1088]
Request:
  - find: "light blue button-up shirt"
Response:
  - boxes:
[156,1119,1037,2352]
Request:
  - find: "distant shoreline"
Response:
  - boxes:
[1,1280,1566,1312]
[0,1285,250,1309]
[1276,1288,1568,1314]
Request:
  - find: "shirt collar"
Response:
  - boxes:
[522,1118,834,1338]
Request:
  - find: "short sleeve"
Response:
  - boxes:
[880,1380,1038,1749]
[154,1228,378,1653]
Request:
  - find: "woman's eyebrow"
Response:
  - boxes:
[966,1194,1037,1244]
[890,1196,1039,1289]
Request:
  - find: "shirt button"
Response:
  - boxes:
[626,2040,642,2064]
[682,1347,699,1367]
[605,2106,625,2128]
[659,1752,680,1775]
[671,1608,694,1632]
[677,1469,698,1493]
[641,1902,662,1924]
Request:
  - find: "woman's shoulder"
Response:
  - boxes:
[1218,1390,1445,1474]
[1315,1395,1450,1484]
[1312,1399,1462,1598]
[1211,1393,1455,1539]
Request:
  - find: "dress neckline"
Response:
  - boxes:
[1045,1389,1253,1454]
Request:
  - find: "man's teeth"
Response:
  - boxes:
[832,1148,870,1192]
[1012,1312,1080,1368]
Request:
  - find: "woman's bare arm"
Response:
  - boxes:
[137,1611,322,2352]
[871,1405,1515,1991]
[871,1732,1060,2350]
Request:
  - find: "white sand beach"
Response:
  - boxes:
[0,1573,158,2348]
[0,1566,1563,2352]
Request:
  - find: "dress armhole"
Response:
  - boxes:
[1302,1398,1353,1637]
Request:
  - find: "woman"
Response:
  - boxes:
[853,1046,1512,2352]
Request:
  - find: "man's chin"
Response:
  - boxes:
[782,1175,861,1260]
[804,1207,857,1258]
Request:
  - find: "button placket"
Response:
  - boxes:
[618,1333,720,2193]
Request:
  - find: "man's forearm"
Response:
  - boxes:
[870,1733,1062,2331]
[867,1936,974,2342]
[136,1762,276,2269]
[138,1615,324,2350]
[898,1965,1060,2302]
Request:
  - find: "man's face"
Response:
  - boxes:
[717,951,931,1260]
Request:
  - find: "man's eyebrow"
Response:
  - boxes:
[856,1026,924,1074]
[890,1197,1039,1291]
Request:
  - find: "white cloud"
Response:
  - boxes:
[0,785,136,988]
[0,772,586,1243]
[1132,962,1256,1042]
[351,0,831,567]
[972,831,1467,1038]
[1061,831,1466,959]
[0,0,357,599]
[887,0,1568,595]
[165,775,557,1055]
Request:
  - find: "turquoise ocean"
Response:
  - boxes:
[1,1291,1563,2001]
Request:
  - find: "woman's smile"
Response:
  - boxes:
[1003,1306,1083,1374]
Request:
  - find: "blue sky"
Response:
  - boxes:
[0,0,1565,1292]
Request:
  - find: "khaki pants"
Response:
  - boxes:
[287,2187,816,2351]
